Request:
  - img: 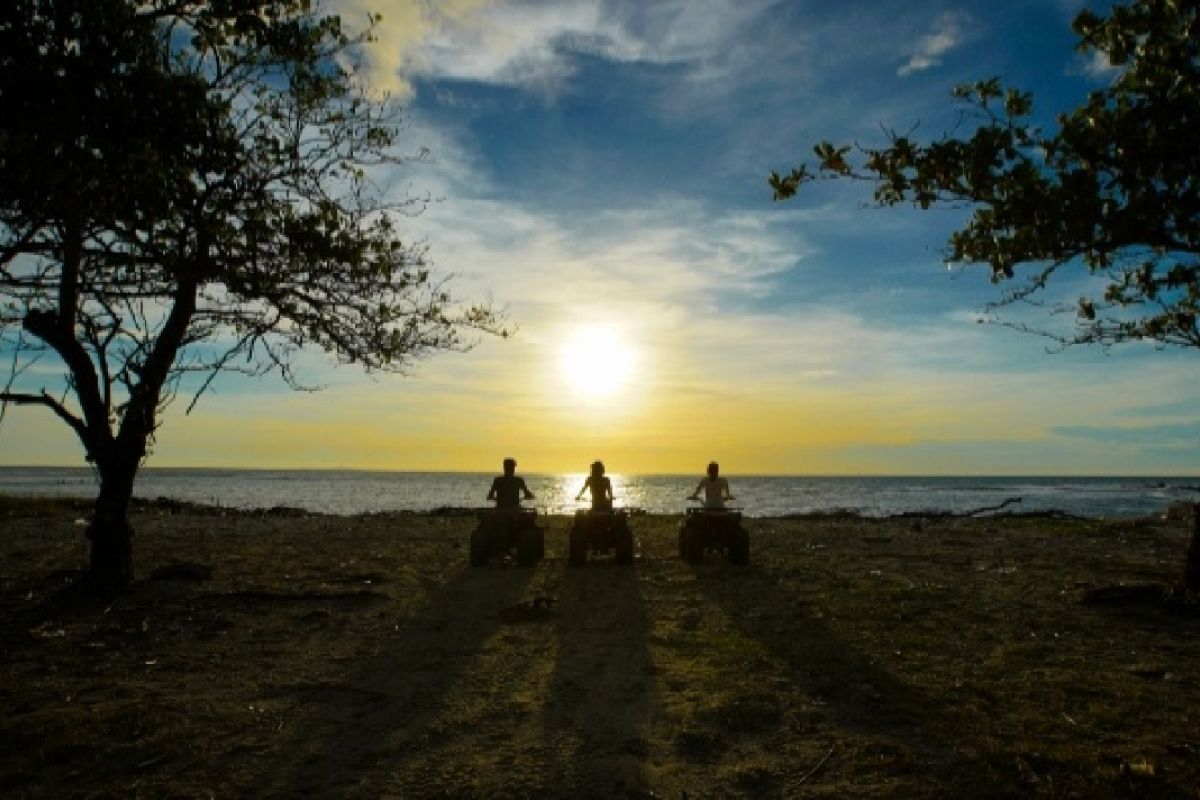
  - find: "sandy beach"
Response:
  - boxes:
[2,496,1198,798]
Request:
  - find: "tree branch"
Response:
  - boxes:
[114,278,198,458]
[0,390,89,444]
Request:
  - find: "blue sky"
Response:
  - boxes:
[3,0,1199,474]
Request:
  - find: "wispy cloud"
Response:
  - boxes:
[332,0,492,100]
[1118,399,1200,420]
[897,10,970,77]
[394,114,808,302]
[1052,422,1200,451]
[334,0,783,99]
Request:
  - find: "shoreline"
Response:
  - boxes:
[4,492,1183,522]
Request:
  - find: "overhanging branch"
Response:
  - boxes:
[0,390,89,444]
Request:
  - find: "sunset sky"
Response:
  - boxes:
[3,0,1199,475]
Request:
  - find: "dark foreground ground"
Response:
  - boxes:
[1,496,1198,798]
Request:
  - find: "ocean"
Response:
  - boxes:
[1,467,1197,518]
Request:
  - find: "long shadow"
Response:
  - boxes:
[694,560,996,792]
[542,559,655,798]
[699,564,932,732]
[253,561,537,797]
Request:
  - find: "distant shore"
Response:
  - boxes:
[2,496,1198,797]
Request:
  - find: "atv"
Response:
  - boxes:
[469,507,544,567]
[568,507,635,566]
[679,506,749,565]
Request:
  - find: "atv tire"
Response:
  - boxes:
[568,524,587,566]
[683,527,704,564]
[469,526,491,567]
[516,525,539,567]
[615,525,634,565]
[729,526,749,565]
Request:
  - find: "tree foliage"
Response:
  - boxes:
[770,0,1200,350]
[0,0,505,588]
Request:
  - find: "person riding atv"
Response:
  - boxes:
[570,460,633,565]
[488,457,535,509]
[681,462,748,564]
[575,460,613,511]
[471,458,542,566]
[689,461,734,509]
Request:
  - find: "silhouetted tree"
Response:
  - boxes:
[0,0,504,590]
[771,0,1200,589]
[771,0,1199,351]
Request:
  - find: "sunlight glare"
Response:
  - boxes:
[560,325,636,398]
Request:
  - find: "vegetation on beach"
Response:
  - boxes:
[2,498,1197,797]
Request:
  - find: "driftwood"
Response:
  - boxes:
[797,746,835,786]
[780,496,1096,522]
[895,496,1023,520]
[966,496,1022,516]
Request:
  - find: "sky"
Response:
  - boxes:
[2,0,1199,475]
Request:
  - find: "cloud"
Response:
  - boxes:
[1118,398,1200,420]
[333,0,782,99]
[331,0,493,100]
[1052,422,1200,451]
[897,10,969,77]
[389,112,807,298]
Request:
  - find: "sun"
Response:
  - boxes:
[560,325,636,398]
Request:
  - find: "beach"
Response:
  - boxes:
[2,497,1198,798]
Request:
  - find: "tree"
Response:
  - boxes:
[771,0,1200,591]
[0,0,505,590]
[770,0,1199,351]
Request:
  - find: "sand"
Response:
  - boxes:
[1,496,1198,798]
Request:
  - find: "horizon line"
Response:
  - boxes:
[1,464,1197,480]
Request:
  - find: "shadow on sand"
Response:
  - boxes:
[693,561,993,793]
[542,559,655,798]
[253,562,536,797]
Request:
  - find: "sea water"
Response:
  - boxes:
[1,467,1197,518]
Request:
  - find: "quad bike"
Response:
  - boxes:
[679,505,749,565]
[469,507,544,567]
[568,507,636,566]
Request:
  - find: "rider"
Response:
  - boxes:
[689,461,734,509]
[575,460,614,512]
[487,457,534,510]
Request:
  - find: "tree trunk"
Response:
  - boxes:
[80,280,198,594]
[87,465,137,590]
[1185,503,1200,593]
